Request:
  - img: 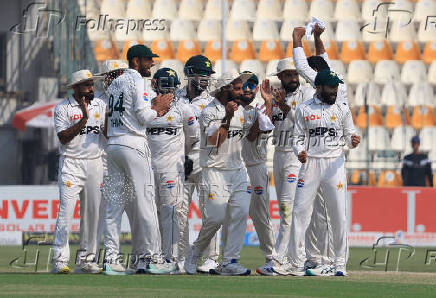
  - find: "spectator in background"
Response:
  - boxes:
[401,136,433,187]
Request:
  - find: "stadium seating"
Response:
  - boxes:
[324,40,340,60]
[423,41,436,64]
[204,0,228,19]
[197,19,222,42]
[329,60,346,77]
[240,60,266,81]
[121,40,144,60]
[377,170,402,187]
[368,40,394,63]
[401,60,427,85]
[94,40,120,61]
[152,0,177,19]
[357,105,384,129]
[407,82,434,106]
[253,19,280,41]
[395,41,421,64]
[334,0,361,21]
[285,41,312,59]
[347,60,373,84]
[429,61,436,84]
[126,0,152,19]
[230,0,256,21]
[390,20,417,42]
[419,127,436,152]
[178,0,203,21]
[213,59,238,78]
[380,82,408,106]
[143,22,169,41]
[414,0,436,23]
[309,0,335,22]
[283,0,308,21]
[418,21,436,42]
[362,0,388,22]
[150,40,174,62]
[114,28,142,42]
[319,21,336,43]
[259,41,285,62]
[410,105,435,129]
[226,19,251,41]
[336,20,362,42]
[385,106,407,129]
[100,0,126,18]
[231,41,256,62]
[350,169,377,186]
[341,41,366,63]
[257,0,283,21]
[391,125,416,151]
[170,19,196,41]
[204,41,222,63]
[354,81,381,106]
[374,60,401,84]
[176,40,202,62]
[387,0,414,22]
[368,126,391,150]
[280,20,305,42]
[362,20,389,42]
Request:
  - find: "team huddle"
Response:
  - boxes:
[51,25,360,277]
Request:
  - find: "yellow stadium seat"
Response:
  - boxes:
[356,105,383,129]
[259,41,285,62]
[230,40,256,63]
[204,40,222,63]
[368,40,393,64]
[385,106,406,129]
[121,40,143,61]
[423,41,436,64]
[150,40,174,62]
[176,40,201,62]
[341,41,366,63]
[94,40,120,62]
[285,40,312,59]
[350,169,376,186]
[411,106,435,129]
[377,170,402,187]
[395,41,421,64]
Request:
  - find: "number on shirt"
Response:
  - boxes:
[108,92,125,117]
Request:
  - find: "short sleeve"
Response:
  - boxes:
[54,104,70,134]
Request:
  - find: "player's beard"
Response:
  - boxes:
[240,92,255,105]
[81,91,94,102]
[139,66,151,77]
[320,86,337,105]
[282,81,299,93]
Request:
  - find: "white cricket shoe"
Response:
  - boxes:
[51,262,70,274]
[74,262,101,274]
[184,247,199,275]
[271,259,291,276]
[103,261,127,276]
[210,259,251,276]
[306,265,335,276]
[256,261,277,276]
[145,255,176,275]
[170,261,187,275]
[197,258,219,273]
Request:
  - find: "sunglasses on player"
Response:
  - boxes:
[243,82,257,91]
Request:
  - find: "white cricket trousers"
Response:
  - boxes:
[193,167,251,263]
[154,171,184,261]
[289,155,348,269]
[247,163,276,261]
[53,156,103,264]
[179,170,220,262]
[104,144,161,262]
[272,150,301,259]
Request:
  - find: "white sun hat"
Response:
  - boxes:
[269,58,297,76]
[67,69,103,88]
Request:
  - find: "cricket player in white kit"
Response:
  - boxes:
[238,73,278,275]
[292,25,350,269]
[147,68,199,269]
[185,73,252,276]
[270,59,313,266]
[177,55,220,273]
[103,45,173,275]
[52,70,105,274]
[289,69,360,276]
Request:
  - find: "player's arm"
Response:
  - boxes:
[103,110,108,138]
[182,104,200,155]
[313,24,326,56]
[206,102,237,148]
[292,106,307,162]
[293,27,317,88]
[56,97,89,145]
[343,108,360,149]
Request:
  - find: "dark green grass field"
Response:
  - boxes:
[1,245,436,297]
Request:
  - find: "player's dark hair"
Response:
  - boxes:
[231,77,243,85]
[307,56,330,72]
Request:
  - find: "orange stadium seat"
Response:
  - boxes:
[324,40,339,60]
[94,40,120,61]
[356,105,383,129]
[423,41,436,64]
[121,40,144,61]
[377,170,402,187]
[395,41,421,64]
[176,40,202,62]
[411,106,436,129]
[259,41,285,62]
[230,40,256,63]
[368,40,394,63]
[285,40,312,59]
[341,41,366,63]
[151,40,175,62]
[385,106,407,129]
[350,169,376,186]
[204,41,223,63]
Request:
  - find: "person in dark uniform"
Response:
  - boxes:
[401,136,433,187]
